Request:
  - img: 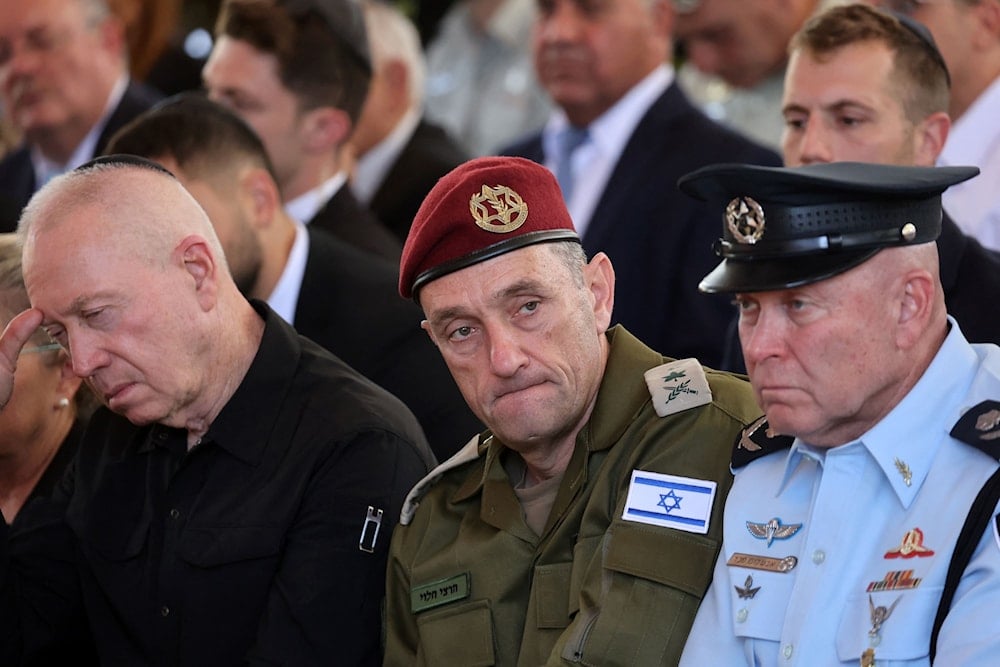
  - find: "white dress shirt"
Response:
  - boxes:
[540,65,673,239]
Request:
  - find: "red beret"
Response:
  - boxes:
[399,156,580,299]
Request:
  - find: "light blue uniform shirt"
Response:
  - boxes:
[681,321,1000,666]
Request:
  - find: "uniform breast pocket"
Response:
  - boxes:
[416,598,496,666]
[835,586,941,663]
[563,521,719,666]
[728,565,796,643]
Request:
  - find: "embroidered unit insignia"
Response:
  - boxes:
[642,358,712,417]
[469,184,528,233]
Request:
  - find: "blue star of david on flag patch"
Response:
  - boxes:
[622,469,717,534]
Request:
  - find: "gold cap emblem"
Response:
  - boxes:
[470,184,528,233]
[726,196,766,245]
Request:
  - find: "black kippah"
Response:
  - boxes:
[888,9,952,88]
[74,153,176,178]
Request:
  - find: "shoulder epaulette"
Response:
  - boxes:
[643,358,712,417]
[399,433,484,526]
[949,400,1000,459]
[732,415,794,469]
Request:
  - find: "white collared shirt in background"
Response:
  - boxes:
[940,75,1000,251]
[285,171,348,225]
[31,75,128,187]
[541,64,673,239]
[266,220,309,325]
[352,108,421,205]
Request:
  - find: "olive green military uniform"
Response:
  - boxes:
[384,327,760,666]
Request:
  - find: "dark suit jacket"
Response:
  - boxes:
[307,184,402,262]
[719,213,1000,373]
[370,119,469,242]
[294,227,482,461]
[503,83,781,368]
[936,213,1000,345]
[0,81,163,232]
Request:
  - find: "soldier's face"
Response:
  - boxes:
[419,244,613,452]
[736,252,907,448]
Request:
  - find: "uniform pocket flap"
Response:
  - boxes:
[836,586,941,661]
[605,521,718,597]
[417,598,496,666]
[177,524,283,567]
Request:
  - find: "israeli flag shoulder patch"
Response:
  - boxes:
[622,469,717,534]
[643,358,712,418]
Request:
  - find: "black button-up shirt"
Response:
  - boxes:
[1,303,435,665]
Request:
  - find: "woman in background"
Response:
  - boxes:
[0,233,95,523]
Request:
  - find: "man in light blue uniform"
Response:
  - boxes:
[677,161,1000,666]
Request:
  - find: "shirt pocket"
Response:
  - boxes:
[835,586,941,663]
[176,524,284,567]
[728,565,797,642]
[416,598,496,666]
[562,521,718,665]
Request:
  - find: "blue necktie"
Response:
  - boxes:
[554,125,589,201]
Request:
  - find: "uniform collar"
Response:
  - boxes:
[451,325,664,501]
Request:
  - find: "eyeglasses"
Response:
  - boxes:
[19,342,62,355]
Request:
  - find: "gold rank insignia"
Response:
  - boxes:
[470,184,528,233]
[725,196,766,245]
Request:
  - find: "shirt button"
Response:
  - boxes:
[736,608,749,623]
[812,550,826,564]
[160,606,170,617]
[783,644,793,659]
[169,508,181,519]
